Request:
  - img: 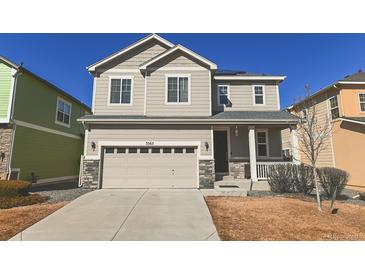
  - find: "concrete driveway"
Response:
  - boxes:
[10,189,219,241]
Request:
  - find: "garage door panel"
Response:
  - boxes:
[102,146,197,188]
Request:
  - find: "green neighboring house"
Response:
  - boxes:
[0,55,91,183]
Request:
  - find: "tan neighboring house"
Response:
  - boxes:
[78,33,299,189]
[282,71,365,190]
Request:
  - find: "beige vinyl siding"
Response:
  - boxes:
[96,40,169,71]
[229,126,283,159]
[93,71,145,115]
[294,91,336,167]
[86,124,212,157]
[213,81,279,112]
[281,128,291,151]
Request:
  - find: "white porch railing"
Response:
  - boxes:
[256,161,292,180]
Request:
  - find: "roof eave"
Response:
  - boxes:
[214,75,286,81]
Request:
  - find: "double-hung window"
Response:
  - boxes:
[329,96,339,119]
[166,75,190,103]
[217,85,230,106]
[109,77,133,105]
[253,85,265,105]
[359,93,365,112]
[256,130,268,157]
[56,98,71,126]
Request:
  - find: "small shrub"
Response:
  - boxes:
[0,194,48,209]
[0,180,31,197]
[317,167,348,198]
[293,164,315,195]
[267,164,295,193]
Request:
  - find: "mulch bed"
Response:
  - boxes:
[0,202,67,240]
[206,196,365,241]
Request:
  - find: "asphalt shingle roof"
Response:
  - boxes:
[343,116,365,123]
[215,69,277,77]
[341,71,365,82]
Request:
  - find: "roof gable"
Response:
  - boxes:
[87,34,174,72]
[139,44,217,70]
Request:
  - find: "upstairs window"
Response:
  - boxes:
[166,75,190,103]
[329,96,339,119]
[256,130,268,157]
[217,85,230,106]
[56,98,71,126]
[253,85,265,105]
[109,77,133,105]
[359,93,365,112]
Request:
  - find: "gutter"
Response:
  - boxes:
[339,118,365,126]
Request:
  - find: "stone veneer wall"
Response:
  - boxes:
[81,159,100,189]
[199,160,215,188]
[229,160,248,179]
[0,127,13,180]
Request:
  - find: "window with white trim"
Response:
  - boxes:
[56,98,71,126]
[329,96,339,119]
[166,76,189,103]
[110,77,132,104]
[256,130,268,157]
[253,85,265,105]
[217,85,229,106]
[359,93,365,111]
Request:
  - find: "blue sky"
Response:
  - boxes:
[1,33,365,109]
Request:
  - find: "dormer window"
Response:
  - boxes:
[217,85,230,106]
[109,76,133,105]
[166,75,190,104]
[253,85,265,105]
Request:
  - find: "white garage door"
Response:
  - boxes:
[101,146,198,188]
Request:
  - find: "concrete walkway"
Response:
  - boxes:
[10,189,219,241]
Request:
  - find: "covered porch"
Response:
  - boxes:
[212,123,300,183]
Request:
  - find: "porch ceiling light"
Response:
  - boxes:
[235,126,239,137]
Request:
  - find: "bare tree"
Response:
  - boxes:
[292,84,334,211]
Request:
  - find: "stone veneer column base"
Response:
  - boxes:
[0,127,13,180]
[229,160,248,179]
[199,160,215,189]
[81,159,100,189]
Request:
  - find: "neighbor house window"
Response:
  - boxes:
[56,98,71,126]
[359,93,365,112]
[329,96,339,119]
[109,77,133,104]
[253,85,265,105]
[166,75,190,103]
[256,130,268,157]
[217,85,230,106]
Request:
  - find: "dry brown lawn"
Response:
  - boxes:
[0,202,67,240]
[206,196,365,241]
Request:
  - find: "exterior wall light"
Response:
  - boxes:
[235,126,239,137]
[0,152,5,162]
[91,141,96,151]
[205,141,209,151]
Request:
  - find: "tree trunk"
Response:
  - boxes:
[313,167,322,211]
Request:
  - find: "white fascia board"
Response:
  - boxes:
[87,34,174,72]
[338,81,365,85]
[78,119,298,125]
[214,75,286,81]
[140,44,217,70]
[340,118,365,125]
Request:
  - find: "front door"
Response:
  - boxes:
[213,131,228,173]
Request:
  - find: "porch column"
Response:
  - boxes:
[248,126,258,182]
[290,125,300,164]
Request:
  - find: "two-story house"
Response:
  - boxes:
[282,71,365,190]
[0,55,90,183]
[78,34,299,189]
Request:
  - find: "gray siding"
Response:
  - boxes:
[212,80,280,113]
[227,126,283,159]
[86,124,213,157]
